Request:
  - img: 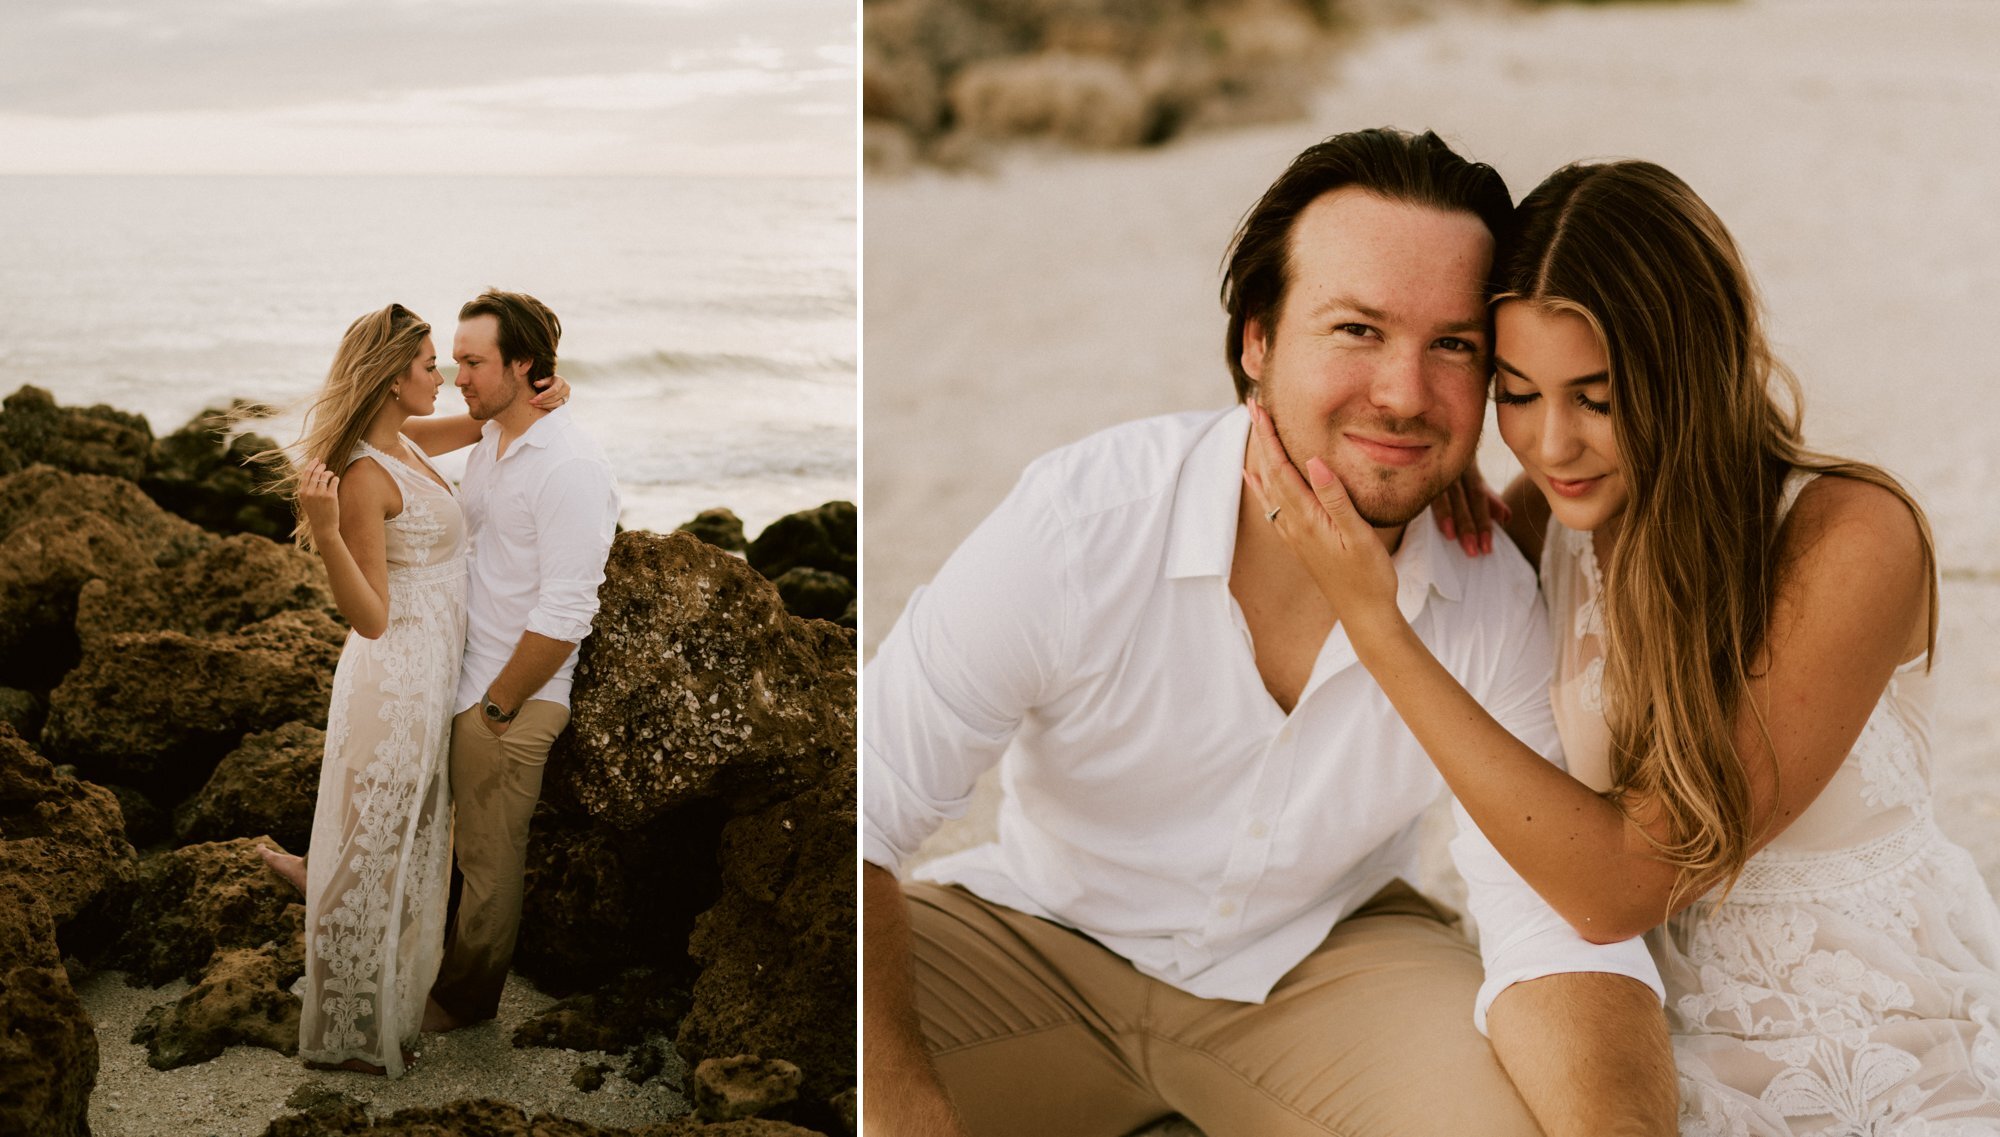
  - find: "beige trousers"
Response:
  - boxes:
[908,880,1542,1137]
[429,698,569,1024]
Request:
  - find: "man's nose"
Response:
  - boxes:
[1369,346,1429,420]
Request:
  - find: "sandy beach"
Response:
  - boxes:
[865,0,2000,900]
[79,971,688,1137]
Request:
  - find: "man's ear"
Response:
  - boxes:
[509,357,534,388]
[1241,315,1270,383]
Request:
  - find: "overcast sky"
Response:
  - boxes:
[0,0,854,176]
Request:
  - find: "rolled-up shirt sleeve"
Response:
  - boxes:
[862,462,1072,877]
[1454,578,1664,1035]
[525,456,619,643]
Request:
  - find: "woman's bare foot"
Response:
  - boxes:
[421,996,462,1033]
[256,845,307,893]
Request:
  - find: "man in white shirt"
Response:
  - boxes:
[863,130,1677,1136]
[424,289,619,1029]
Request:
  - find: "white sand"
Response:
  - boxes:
[80,970,689,1136]
[864,0,2000,897]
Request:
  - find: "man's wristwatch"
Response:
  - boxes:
[482,694,519,724]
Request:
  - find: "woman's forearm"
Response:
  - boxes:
[1351,613,1676,941]
[315,531,390,639]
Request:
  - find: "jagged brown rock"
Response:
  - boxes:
[0,835,102,1137]
[676,508,748,554]
[142,402,296,540]
[745,501,855,585]
[0,384,153,481]
[131,943,302,1069]
[514,804,724,996]
[678,757,855,1106]
[174,720,323,852]
[75,532,335,647]
[546,531,855,830]
[692,1056,801,1123]
[511,966,693,1056]
[0,723,134,928]
[0,465,211,688]
[770,568,854,625]
[0,686,42,739]
[44,609,342,794]
[106,835,305,986]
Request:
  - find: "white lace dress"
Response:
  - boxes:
[1541,471,2000,1135]
[297,438,466,1076]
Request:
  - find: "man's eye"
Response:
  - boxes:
[1437,337,1478,353]
[1335,324,1377,339]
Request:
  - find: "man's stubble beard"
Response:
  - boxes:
[1264,404,1458,530]
[465,378,522,423]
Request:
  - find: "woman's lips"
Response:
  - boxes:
[1546,474,1604,498]
[1346,433,1432,467]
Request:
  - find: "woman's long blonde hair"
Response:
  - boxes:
[258,303,430,548]
[1497,161,1939,907]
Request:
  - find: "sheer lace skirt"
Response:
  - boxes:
[1658,818,2000,1135]
[298,561,466,1076]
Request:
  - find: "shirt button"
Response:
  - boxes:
[1249,821,1269,839]
[1218,901,1237,917]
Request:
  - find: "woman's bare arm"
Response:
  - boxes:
[403,374,569,456]
[303,458,398,639]
[1247,401,1930,940]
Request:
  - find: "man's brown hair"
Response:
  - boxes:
[459,289,561,383]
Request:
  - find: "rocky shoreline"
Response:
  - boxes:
[0,385,856,1137]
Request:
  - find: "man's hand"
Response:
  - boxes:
[480,694,515,736]
[863,864,972,1137]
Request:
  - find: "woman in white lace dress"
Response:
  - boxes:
[1243,161,2000,1134]
[256,304,565,1075]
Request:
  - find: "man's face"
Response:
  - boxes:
[1241,187,1493,529]
[452,314,530,422]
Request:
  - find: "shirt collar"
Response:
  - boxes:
[482,403,569,453]
[1163,405,1248,580]
[1161,402,1467,613]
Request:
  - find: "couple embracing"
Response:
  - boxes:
[257,289,618,1076]
[863,129,2000,1134]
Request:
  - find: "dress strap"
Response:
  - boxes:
[1776,468,1819,523]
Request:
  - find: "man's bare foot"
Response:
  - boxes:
[304,1049,416,1076]
[257,845,307,893]
[421,996,462,1033]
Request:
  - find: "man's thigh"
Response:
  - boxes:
[1149,881,1543,1137]
[905,882,1168,1137]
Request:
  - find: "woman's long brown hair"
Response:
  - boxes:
[1497,161,1938,909]
[254,303,430,549]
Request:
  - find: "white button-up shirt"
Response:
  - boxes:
[454,406,620,714]
[863,405,1661,1026]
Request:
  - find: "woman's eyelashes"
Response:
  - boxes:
[1492,383,1611,416]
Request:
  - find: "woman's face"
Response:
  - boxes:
[1492,302,1628,532]
[397,335,443,416]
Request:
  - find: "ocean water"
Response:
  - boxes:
[0,175,855,536]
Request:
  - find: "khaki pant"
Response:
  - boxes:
[429,698,569,1024]
[908,880,1541,1137]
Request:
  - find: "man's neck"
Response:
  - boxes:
[1227,457,1407,713]
[491,399,550,456]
